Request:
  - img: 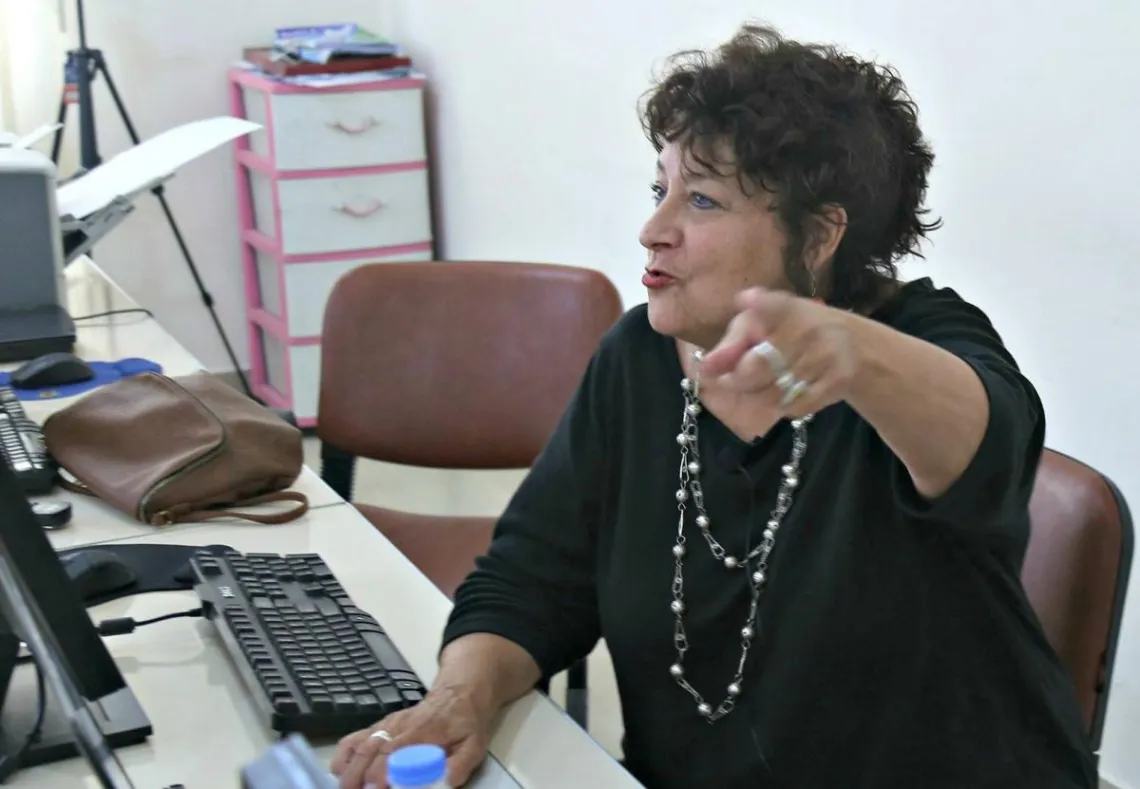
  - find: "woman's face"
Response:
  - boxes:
[639,140,791,350]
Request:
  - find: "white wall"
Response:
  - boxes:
[9,0,1140,785]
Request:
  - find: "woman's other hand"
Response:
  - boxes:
[331,684,494,789]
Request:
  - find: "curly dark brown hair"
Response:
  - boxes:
[640,23,941,311]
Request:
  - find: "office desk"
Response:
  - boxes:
[8,260,639,788]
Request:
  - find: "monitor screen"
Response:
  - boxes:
[0,459,125,700]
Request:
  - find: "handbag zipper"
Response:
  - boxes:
[137,377,230,524]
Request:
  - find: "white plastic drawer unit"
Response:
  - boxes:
[248,165,433,256]
[230,67,436,428]
[241,84,427,171]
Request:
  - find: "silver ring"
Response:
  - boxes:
[749,340,788,374]
[369,729,394,742]
[780,378,809,406]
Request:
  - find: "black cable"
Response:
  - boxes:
[71,307,153,321]
[0,653,46,782]
[13,606,207,667]
[95,606,204,637]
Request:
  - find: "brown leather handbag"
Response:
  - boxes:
[42,371,310,526]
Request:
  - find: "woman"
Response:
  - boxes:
[333,24,1096,789]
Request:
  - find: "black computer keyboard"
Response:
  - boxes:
[191,550,428,739]
[0,386,55,494]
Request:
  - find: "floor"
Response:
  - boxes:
[303,439,1122,789]
[301,438,627,759]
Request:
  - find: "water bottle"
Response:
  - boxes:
[387,743,449,789]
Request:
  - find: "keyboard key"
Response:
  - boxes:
[276,697,302,714]
[356,694,381,713]
[375,684,404,708]
[333,694,357,712]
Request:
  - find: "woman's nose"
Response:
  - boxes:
[639,203,681,250]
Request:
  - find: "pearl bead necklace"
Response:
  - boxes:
[668,350,812,722]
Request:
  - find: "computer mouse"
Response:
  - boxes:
[61,549,138,602]
[11,352,95,389]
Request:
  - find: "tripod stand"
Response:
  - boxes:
[49,0,253,399]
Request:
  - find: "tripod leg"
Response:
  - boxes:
[92,54,254,399]
[50,88,69,165]
[153,191,254,398]
[91,53,141,145]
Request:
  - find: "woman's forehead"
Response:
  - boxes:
[658,138,738,180]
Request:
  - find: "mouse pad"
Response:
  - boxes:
[0,358,163,400]
[56,542,234,607]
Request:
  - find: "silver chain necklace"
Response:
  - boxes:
[669,349,812,722]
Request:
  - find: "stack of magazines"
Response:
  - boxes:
[239,22,421,87]
[273,23,402,65]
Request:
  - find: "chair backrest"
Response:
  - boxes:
[1022,448,1133,751]
[317,260,623,469]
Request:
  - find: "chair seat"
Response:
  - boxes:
[356,504,496,599]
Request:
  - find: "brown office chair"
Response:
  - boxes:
[1023,448,1133,761]
[317,260,623,729]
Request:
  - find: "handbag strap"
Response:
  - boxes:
[151,491,311,526]
[59,477,94,496]
[57,477,310,525]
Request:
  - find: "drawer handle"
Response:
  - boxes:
[334,201,384,218]
[327,117,378,135]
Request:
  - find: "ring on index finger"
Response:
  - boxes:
[749,340,788,376]
[369,729,395,742]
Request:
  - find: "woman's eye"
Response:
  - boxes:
[650,183,665,204]
[690,192,717,210]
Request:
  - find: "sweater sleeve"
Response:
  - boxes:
[887,289,1045,533]
[440,351,608,679]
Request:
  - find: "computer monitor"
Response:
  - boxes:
[0,504,136,788]
[0,459,151,769]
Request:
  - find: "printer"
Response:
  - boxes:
[0,145,136,363]
[0,147,75,363]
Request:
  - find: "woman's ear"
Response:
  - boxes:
[806,204,849,273]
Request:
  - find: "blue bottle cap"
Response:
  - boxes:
[387,743,447,787]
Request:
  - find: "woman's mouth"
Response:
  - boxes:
[642,268,677,289]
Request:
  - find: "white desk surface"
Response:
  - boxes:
[7,259,638,788]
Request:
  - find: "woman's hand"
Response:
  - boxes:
[702,287,858,417]
[330,684,494,789]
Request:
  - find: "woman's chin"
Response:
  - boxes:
[646,299,684,338]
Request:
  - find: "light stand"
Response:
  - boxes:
[49,0,253,399]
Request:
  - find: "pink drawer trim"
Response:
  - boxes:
[243,228,433,264]
[253,381,290,409]
[238,149,428,179]
[250,306,323,345]
[230,67,426,95]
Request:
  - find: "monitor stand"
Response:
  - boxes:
[0,634,151,768]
